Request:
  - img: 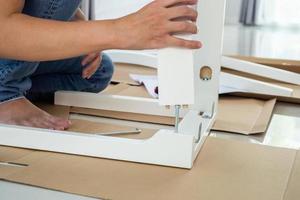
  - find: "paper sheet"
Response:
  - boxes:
[130,74,159,98]
[130,74,244,98]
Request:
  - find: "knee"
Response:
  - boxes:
[85,54,114,93]
[100,54,114,79]
[0,60,38,84]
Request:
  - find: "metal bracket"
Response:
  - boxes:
[202,102,215,119]
[195,122,202,143]
[174,105,181,133]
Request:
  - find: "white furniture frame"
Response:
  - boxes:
[0,0,226,169]
[221,56,300,85]
[106,50,295,97]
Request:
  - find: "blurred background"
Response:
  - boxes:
[81,0,300,60]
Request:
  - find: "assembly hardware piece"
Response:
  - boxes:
[174,105,181,133]
[0,0,226,169]
[95,128,142,136]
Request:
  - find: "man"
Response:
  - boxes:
[0,0,200,130]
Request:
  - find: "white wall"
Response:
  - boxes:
[225,0,243,24]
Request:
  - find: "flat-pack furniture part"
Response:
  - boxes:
[0,0,226,169]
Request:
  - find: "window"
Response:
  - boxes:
[258,0,300,27]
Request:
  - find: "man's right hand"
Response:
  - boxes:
[114,0,202,50]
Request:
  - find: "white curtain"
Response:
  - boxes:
[256,0,300,27]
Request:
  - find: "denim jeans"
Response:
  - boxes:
[0,0,114,103]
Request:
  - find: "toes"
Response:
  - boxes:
[48,116,71,130]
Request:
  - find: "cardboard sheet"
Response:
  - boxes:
[214,97,276,134]
[0,136,299,200]
[69,119,157,140]
[112,63,156,85]
[70,96,276,135]
[283,151,300,200]
[36,103,71,119]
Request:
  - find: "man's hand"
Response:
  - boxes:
[114,0,201,50]
[81,52,102,79]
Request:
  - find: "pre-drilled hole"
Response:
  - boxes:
[200,66,212,81]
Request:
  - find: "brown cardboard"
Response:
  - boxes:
[214,97,276,134]
[35,104,71,119]
[70,96,276,135]
[112,63,156,85]
[283,151,300,200]
[102,83,150,98]
[68,119,156,140]
[0,135,299,200]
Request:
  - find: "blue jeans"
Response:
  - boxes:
[0,0,114,103]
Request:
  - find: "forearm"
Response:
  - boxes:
[0,0,201,61]
[0,13,118,61]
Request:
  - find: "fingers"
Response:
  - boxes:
[119,0,201,50]
[82,54,102,79]
[167,5,198,21]
[166,35,202,49]
[167,21,198,34]
[160,0,197,7]
[81,52,98,66]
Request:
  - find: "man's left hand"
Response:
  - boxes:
[81,52,102,79]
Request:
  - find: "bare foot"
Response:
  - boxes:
[0,98,71,130]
